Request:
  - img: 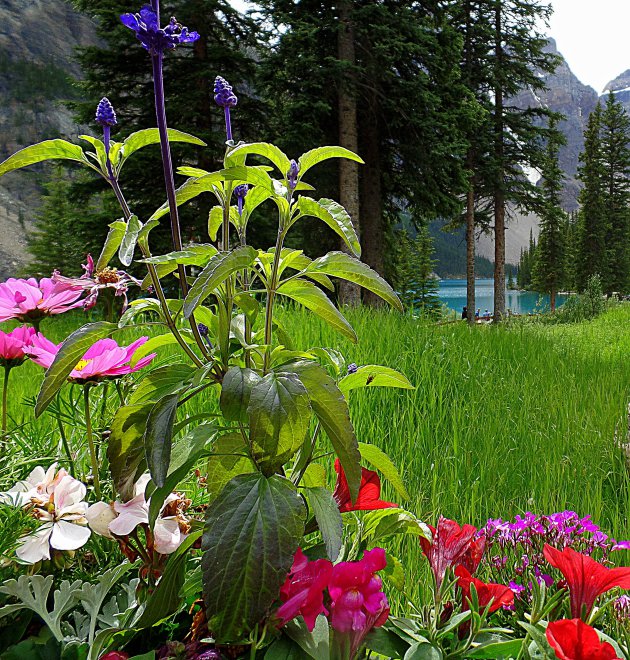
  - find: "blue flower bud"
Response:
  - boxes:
[233,184,249,216]
[347,363,358,374]
[287,159,300,191]
[95,98,117,127]
[214,76,238,108]
[197,323,209,337]
[121,5,199,55]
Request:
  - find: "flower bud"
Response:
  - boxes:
[213,76,238,108]
[287,159,299,191]
[95,98,117,127]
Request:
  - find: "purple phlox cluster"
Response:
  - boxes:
[614,595,630,625]
[95,98,117,127]
[287,159,300,191]
[482,510,630,600]
[233,184,249,216]
[52,254,140,311]
[121,5,199,55]
[214,76,238,108]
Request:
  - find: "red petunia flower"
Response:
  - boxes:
[419,517,485,589]
[455,565,514,613]
[276,548,333,631]
[546,618,620,660]
[543,544,630,619]
[332,459,397,513]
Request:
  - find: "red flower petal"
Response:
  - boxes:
[333,459,397,513]
[455,565,514,613]
[546,618,620,660]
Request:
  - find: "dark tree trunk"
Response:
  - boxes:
[359,99,384,307]
[337,0,361,306]
[550,287,556,312]
[466,177,476,324]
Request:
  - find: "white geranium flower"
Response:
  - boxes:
[86,501,116,538]
[0,463,68,507]
[16,475,91,564]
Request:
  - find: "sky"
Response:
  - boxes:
[546,0,630,92]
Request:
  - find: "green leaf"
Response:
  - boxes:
[306,251,402,310]
[364,628,409,659]
[149,172,225,222]
[35,322,117,416]
[295,198,360,257]
[277,278,357,342]
[306,487,343,561]
[339,365,413,395]
[183,246,258,317]
[227,142,291,174]
[129,333,196,367]
[96,220,127,271]
[248,372,312,470]
[108,402,154,499]
[220,367,262,423]
[298,146,364,177]
[219,165,275,192]
[467,639,524,659]
[283,616,330,660]
[129,364,195,405]
[118,215,142,267]
[264,638,305,660]
[404,643,443,660]
[202,473,306,642]
[361,509,432,545]
[120,128,206,167]
[208,205,239,241]
[139,244,219,288]
[285,361,361,502]
[301,464,327,489]
[206,433,256,504]
[358,442,410,501]
[144,393,182,488]
[0,139,88,177]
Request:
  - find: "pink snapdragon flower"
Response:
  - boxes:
[26,335,156,383]
[0,277,83,326]
[87,475,190,555]
[0,326,36,366]
[276,548,333,631]
[53,254,141,310]
[328,548,390,658]
[16,475,91,564]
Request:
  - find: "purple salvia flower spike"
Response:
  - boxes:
[233,184,249,216]
[287,159,299,191]
[120,5,199,55]
[214,76,237,142]
[96,97,118,178]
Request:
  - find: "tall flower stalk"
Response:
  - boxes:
[83,384,101,499]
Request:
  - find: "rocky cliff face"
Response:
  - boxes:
[0,0,96,278]
[603,70,630,111]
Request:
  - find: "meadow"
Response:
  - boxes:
[3,303,629,606]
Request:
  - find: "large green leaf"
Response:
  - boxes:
[140,244,218,266]
[35,322,117,416]
[149,171,225,222]
[144,392,181,488]
[202,473,306,642]
[247,372,311,470]
[339,365,413,394]
[361,509,431,545]
[95,220,127,271]
[118,215,142,267]
[206,433,256,505]
[277,278,357,343]
[208,205,239,241]
[306,252,402,310]
[227,142,291,175]
[0,139,88,177]
[298,146,364,177]
[183,246,258,317]
[120,128,205,166]
[220,367,262,423]
[306,487,343,561]
[466,639,524,659]
[129,333,196,367]
[108,402,154,500]
[129,364,196,405]
[358,442,410,501]
[219,165,275,192]
[295,198,360,257]
[285,361,361,502]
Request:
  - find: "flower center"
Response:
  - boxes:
[96,267,120,284]
[74,359,92,372]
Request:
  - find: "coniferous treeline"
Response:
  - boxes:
[27,0,628,313]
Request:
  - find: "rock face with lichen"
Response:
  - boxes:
[0,0,96,278]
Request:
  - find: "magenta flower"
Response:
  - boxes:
[52,254,140,311]
[0,326,36,366]
[328,548,389,658]
[0,277,83,327]
[27,335,156,384]
[276,548,333,631]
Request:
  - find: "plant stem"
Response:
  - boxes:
[84,385,101,499]
[263,228,286,373]
[1,366,10,435]
[55,397,74,476]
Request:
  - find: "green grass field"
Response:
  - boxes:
[2,304,630,603]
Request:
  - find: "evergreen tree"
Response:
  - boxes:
[561,210,579,292]
[69,0,265,256]
[531,118,566,311]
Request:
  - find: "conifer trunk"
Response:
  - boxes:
[466,179,476,324]
[550,288,556,312]
[337,0,361,306]
[493,0,506,320]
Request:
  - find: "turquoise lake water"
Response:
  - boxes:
[438,279,567,315]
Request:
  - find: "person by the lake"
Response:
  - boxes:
[476,308,480,319]
[483,309,490,318]
[462,306,467,320]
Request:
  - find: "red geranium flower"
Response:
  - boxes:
[546,618,620,660]
[455,565,514,613]
[332,459,397,513]
[419,517,485,588]
[276,548,333,631]
[543,544,630,619]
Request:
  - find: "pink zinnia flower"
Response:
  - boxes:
[26,335,156,383]
[0,277,83,325]
[0,326,36,366]
[276,548,333,631]
[53,254,140,311]
[328,547,389,658]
